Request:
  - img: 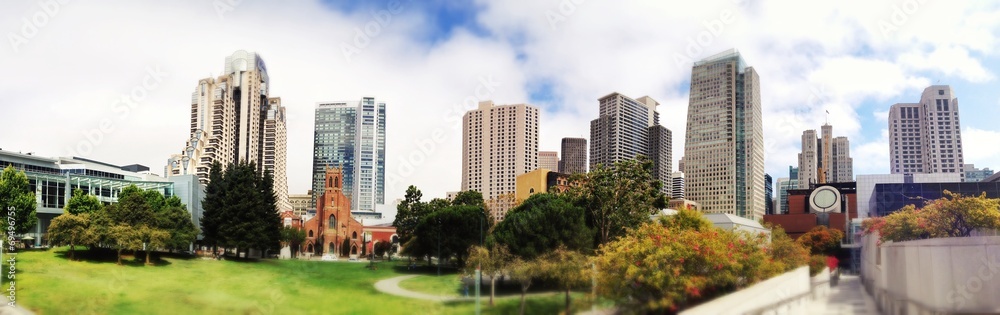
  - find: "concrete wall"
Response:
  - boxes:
[861,234,1000,314]
[681,266,812,315]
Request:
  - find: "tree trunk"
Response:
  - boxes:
[145,249,152,265]
[69,242,75,261]
[490,276,496,306]
[116,248,123,265]
[565,288,571,315]
[519,286,528,315]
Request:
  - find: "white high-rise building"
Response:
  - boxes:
[589,92,672,195]
[683,49,765,221]
[462,101,539,222]
[889,85,965,181]
[671,171,685,200]
[166,50,289,211]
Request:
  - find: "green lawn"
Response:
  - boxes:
[4,247,596,315]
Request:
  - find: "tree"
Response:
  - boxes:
[280,226,306,258]
[452,190,484,208]
[47,213,91,260]
[138,225,170,265]
[596,217,776,313]
[107,184,156,228]
[465,245,513,306]
[658,208,714,232]
[201,161,226,250]
[766,225,809,273]
[64,189,102,215]
[108,224,141,265]
[373,241,391,259]
[490,193,593,259]
[564,157,668,246]
[157,205,199,251]
[202,161,282,258]
[538,247,589,315]
[797,225,844,255]
[407,205,482,266]
[393,186,427,249]
[508,258,540,315]
[0,165,38,236]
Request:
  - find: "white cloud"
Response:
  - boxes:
[961,127,1000,167]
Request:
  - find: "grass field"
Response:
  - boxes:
[3,247,596,315]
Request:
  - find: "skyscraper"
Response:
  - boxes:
[312,97,386,218]
[559,138,587,174]
[797,124,853,188]
[671,171,685,200]
[462,100,539,222]
[263,98,290,211]
[889,85,965,181]
[764,173,774,215]
[166,50,289,211]
[683,49,765,220]
[539,151,559,171]
[589,92,672,194]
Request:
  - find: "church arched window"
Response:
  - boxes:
[329,216,337,228]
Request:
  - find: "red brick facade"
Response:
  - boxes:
[301,167,364,257]
[363,225,397,254]
[764,183,858,239]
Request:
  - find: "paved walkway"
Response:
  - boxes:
[374,275,471,302]
[804,275,881,315]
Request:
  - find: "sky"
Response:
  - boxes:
[3,0,1000,223]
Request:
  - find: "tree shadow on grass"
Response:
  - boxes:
[391,263,460,275]
[52,247,174,267]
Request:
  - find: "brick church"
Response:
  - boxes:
[302,166,364,257]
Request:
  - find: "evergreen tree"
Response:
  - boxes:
[200,161,225,250]
[393,186,425,246]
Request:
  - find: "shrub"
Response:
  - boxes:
[596,220,776,312]
[808,255,828,276]
[862,191,1000,244]
[796,225,843,255]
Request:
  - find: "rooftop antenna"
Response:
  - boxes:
[825,110,829,125]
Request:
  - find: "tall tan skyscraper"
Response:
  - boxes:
[462,101,539,221]
[889,85,965,181]
[263,98,290,211]
[798,124,853,188]
[539,151,559,171]
[166,50,289,211]
[683,49,765,221]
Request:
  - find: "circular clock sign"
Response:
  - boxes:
[809,186,841,213]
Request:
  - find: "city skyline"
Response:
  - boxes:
[4,1,1000,222]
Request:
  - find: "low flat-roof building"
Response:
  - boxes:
[0,149,205,246]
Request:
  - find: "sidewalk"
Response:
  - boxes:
[804,275,881,315]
